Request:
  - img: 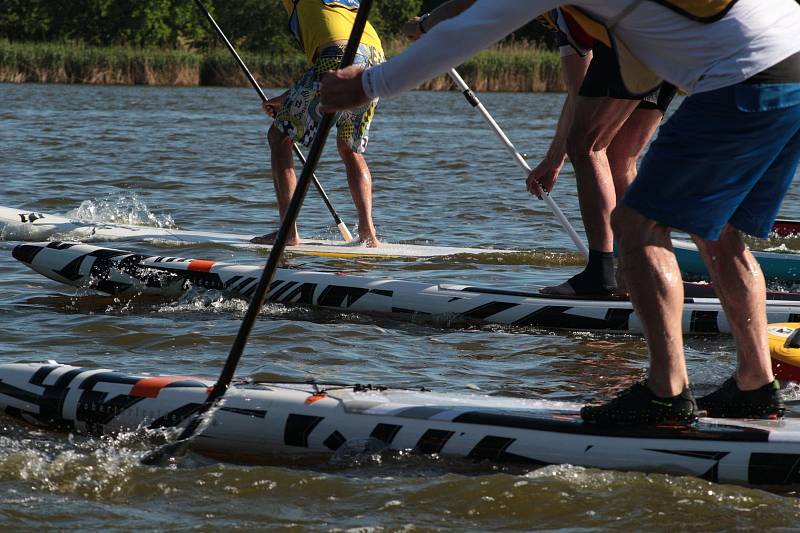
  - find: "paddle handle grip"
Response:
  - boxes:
[337,222,354,242]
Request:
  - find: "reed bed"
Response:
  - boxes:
[0,40,564,92]
[0,41,201,85]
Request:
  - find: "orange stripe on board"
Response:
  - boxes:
[188,260,215,272]
[305,394,327,405]
[131,377,191,398]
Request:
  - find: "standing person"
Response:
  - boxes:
[253,0,383,247]
[320,0,800,424]
[528,9,676,297]
[405,3,676,296]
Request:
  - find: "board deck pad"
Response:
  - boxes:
[13,241,800,335]
[0,206,514,259]
[1,362,800,486]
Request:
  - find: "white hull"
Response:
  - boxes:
[1,362,799,486]
[0,206,514,259]
[13,241,800,334]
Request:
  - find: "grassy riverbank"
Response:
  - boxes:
[0,40,564,92]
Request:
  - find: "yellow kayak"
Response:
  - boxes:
[768,323,800,382]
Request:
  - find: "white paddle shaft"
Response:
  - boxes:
[447,69,589,257]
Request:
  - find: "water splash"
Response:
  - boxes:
[66,192,175,228]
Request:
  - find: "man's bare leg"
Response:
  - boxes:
[567,97,641,252]
[337,138,379,246]
[605,107,664,293]
[542,97,640,296]
[252,125,301,246]
[692,226,774,390]
[612,204,689,397]
[606,108,662,202]
[580,202,697,424]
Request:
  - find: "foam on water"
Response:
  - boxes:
[66,192,176,229]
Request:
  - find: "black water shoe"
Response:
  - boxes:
[581,381,699,425]
[697,378,784,419]
[540,250,617,297]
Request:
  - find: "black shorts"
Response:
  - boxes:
[578,44,677,113]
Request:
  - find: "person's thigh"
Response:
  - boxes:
[336,44,383,153]
[607,107,662,163]
[272,57,326,147]
[569,96,640,151]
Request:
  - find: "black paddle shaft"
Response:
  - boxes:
[142,0,374,465]
[192,0,349,233]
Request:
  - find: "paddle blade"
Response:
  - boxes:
[140,395,217,466]
[140,437,191,467]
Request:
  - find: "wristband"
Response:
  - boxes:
[418,13,431,34]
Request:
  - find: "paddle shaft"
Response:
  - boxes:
[193,0,353,242]
[142,0,374,465]
[447,69,589,257]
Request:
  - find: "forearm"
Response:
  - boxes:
[364,0,559,100]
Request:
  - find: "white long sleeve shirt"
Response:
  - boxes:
[362,0,800,99]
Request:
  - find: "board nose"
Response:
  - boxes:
[11,243,43,264]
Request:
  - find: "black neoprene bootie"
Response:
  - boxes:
[581,381,699,425]
[697,378,784,419]
[541,249,616,296]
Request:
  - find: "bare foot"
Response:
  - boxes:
[539,280,576,296]
[359,232,380,248]
[250,230,301,246]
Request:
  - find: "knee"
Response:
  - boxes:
[610,204,633,240]
[337,139,366,169]
[612,204,668,250]
[336,138,351,157]
[565,127,594,165]
[336,138,358,159]
[606,146,637,181]
[268,126,290,152]
[693,225,747,262]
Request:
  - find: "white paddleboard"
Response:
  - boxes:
[14,241,800,335]
[0,206,515,259]
[2,361,800,486]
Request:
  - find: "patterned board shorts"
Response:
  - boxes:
[273,43,383,153]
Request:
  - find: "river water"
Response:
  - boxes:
[2,82,800,529]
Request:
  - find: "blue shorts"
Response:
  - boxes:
[623,82,800,240]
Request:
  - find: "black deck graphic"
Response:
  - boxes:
[511,306,634,330]
[462,301,519,320]
[467,435,515,461]
[452,412,772,442]
[646,449,730,482]
[284,414,325,447]
[414,429,455,454]
[269,281,298,301]
[219,407,267,418]
[317,286,370,308]
[29,365,61,386]
[276,283,318,305]
[324,430,347,450]
[12,244,46,264]
[149,402,205,429]
[370,423,402,444]
[690,311,720,334]
[748,453,800,484]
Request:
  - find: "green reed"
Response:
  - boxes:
[0,39,564,92]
